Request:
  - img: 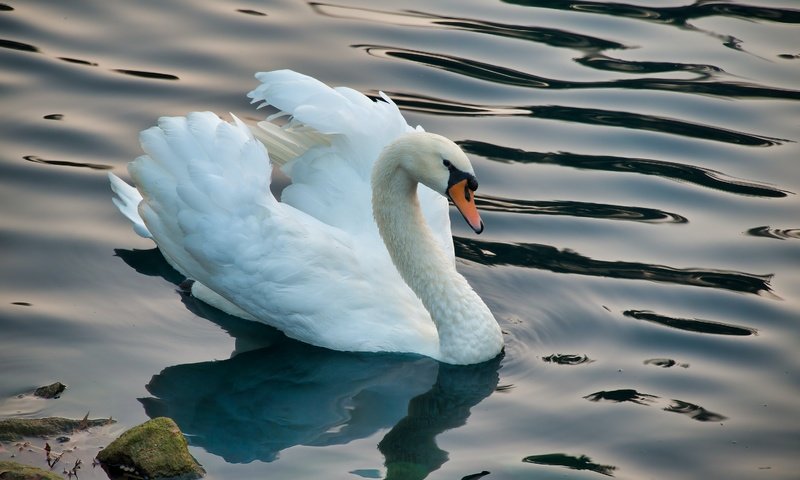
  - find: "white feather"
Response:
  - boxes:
[109,70,501,364]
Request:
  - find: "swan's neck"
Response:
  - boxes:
[372,145,502,365]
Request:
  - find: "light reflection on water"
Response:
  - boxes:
[1,1,799,479]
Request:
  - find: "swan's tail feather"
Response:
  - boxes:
[108,172,151,238]
[124,111,275,280]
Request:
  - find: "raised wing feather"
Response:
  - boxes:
[248,70,453,255]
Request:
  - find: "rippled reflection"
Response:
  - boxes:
[461,140,790,198]
[360,45,800,101]
[585,389,727,421]
[23,155,112,171]
[624,310,757,336]
[501,0,800,52]
[477,194,687,223]
[585,388,658,405]
[0,38,38,53]
[113,69,179,81]
[313,3,625,51]
[746,226,800,241]
[644,358,689,369]
[501,0,800,26]
[378,92,786,146]
[119,248,500,477]
[454,238,773,295]
[543,354,594,365]
[58,57,99,66]
[0,35,177,81]
[236,9,266,16]
[665,400,727,422]
[523,453,617,477]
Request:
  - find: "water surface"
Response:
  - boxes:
[1,1,798,479]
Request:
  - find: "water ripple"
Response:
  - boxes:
[664,399,727,422]
[624,310,757,336]
[0,38,39,53]
[236,9,267,17]
[585,388,658,405]
[746,226,800,241]
[461,140,790,198]
[23,155,112,171]
[584,389,727,421]
[644,358,689,368]
[312,3,626,51]
[454,238,773,295]
[360,45,800,101]
[501,0,800,26]
[542,354,594,365]
[58,57,99,67]
[523,453,616,476]
[0,36,177,81]
[113,69,180,81]
[378,92,787,146]
[476,194,687,223]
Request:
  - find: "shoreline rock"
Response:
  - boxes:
[0,416,114,442]
[0,460,63,480]
[96,417,205,479]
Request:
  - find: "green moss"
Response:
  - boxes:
[0,460,63,480]
[0,417,113,442]
[96,417,204,479]
[385,461,428,480]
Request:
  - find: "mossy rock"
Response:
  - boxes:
[0,416,113,442]
[0,460,62,480]
[96,417,204,479]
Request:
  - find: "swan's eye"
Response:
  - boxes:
[442,159,452,169]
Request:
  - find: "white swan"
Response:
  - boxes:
[109,70,503,365]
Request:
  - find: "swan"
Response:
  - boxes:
[109,70,503,365]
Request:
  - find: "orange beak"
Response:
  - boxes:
[447,179,484,234]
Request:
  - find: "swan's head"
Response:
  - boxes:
[393,132,484,234]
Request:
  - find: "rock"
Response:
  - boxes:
[96,417,204,479]
[33,382,66,399]
[0,460,62,480]
[0,417,114,442]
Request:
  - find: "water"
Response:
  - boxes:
[1,1,798,479]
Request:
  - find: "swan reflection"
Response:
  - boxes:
[118,247,502,475]
[129,263,501,476]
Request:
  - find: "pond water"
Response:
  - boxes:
[1,1,798,479]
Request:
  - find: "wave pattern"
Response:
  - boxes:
[476,194,687,223]
[0,37,179,81]
[454,237,773,295]
[624,310,757,336]
[312,3,626,52]
[461,140,789,198]
[500,1,800,26]
[360,45,800,101]
[374,92,786,147]
[746,226,800,241]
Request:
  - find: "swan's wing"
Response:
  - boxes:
[125,112,438,355]
[248,70,453,256]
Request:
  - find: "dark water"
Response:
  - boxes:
[1,1,798,479]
